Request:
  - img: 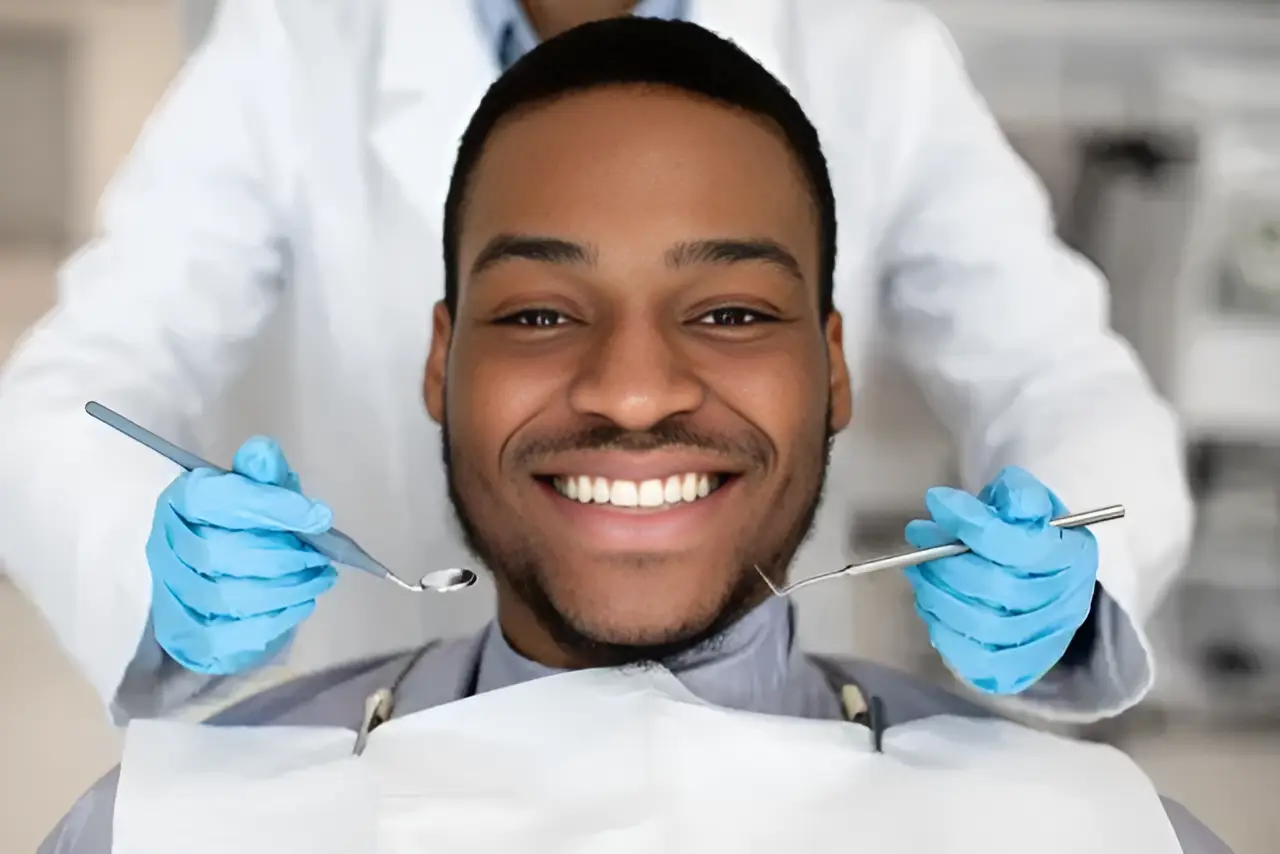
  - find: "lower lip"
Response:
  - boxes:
[536,477,737,551]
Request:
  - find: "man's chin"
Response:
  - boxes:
[517,573,764,668]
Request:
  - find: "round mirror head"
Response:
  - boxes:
[418,567,478,593]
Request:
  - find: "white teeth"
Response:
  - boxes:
[638,479,665,508]
[609,480,638,507]
[681,473,698,502]
[551,472,724,509]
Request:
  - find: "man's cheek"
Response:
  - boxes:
[470,356,562,415]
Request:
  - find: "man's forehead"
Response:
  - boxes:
[465,86,806,201]
[450,84,823,312]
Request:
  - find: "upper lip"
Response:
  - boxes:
[530,450,747,481]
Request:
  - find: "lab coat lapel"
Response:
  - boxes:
[370,0,497,232]
[273,0,385,373]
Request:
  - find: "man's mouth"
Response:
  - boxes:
[528,454,745,549]
[546,473,729,509]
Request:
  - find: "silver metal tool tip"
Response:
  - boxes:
[754,565,783,596]
[420,567,478,592]
[385,567,478,593]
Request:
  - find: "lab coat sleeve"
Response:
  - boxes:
[871,12,1194,722]
[0,0,297,722]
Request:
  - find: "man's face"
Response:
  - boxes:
[426,86,851,668]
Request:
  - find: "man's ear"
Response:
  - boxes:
[424,301,453,424]
[825,310,852,434]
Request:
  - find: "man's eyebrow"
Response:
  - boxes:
[469,234,596,278]
[665,239,805,286]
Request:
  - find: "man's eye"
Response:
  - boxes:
[697,307,775,327]
[495,309,568,328]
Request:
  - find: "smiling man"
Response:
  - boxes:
[40,18,1228,853]
[430,45,848,676]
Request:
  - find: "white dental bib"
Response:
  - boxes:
[113,667,1183,854]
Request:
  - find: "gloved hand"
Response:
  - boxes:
[146,436,339,675]
[903,466,1099,695]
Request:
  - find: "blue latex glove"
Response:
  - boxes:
[903,466,1099,695]
[146,436,338,675]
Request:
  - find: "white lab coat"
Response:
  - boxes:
[0,0,1191,724]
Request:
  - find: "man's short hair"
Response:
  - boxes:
[442,16,837,317]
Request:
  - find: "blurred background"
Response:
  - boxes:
[1,0,1279,851]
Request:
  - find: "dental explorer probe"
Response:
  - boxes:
[758,505,1125,597]
[85,401,476,594]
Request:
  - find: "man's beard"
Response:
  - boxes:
[441,409,833,669]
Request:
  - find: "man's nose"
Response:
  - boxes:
[567,319,706,430]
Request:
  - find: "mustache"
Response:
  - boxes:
[511,417,771,469]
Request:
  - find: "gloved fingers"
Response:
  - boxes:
[171,568,336,621]
[904,520,1082,607]
[903,518,958,550]
[232,436,297,487]
[166,468,333,534]
[232,436,304,494]
[232,630,295,673]
[187,599,316,652]
[908,563,1095,648]
[174,629,296,677]
[151,534,338,618]
[921,612,1073,695]
[920,488,1094,574]
[160,509,332,579]
[909,551,1086,613]
[977,466,1069,522]
[152,586,313,676]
